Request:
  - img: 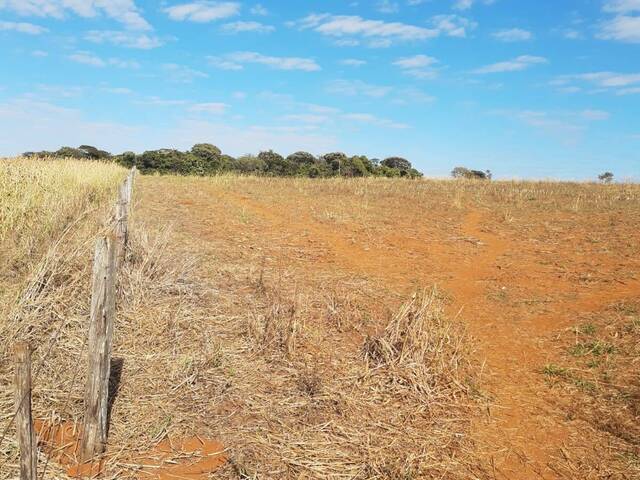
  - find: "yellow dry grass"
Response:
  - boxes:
[0,157,126,303]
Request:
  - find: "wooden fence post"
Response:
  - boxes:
[115,180,129,266]
[14,342,37,480]
[126,168,135,207]
[80,234,117,462]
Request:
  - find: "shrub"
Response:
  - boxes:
[598,172,614,184]
[451,167,492,180]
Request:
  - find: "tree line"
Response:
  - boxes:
[24,144,424,178]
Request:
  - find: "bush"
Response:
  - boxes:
[598,172,614,184]
[451,167,492,180]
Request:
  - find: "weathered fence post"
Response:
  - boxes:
[14,342,37,480]
[126,167,135,207]
[115,179,129,266]
[80,234,117,462]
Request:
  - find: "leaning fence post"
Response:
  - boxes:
[114,179,129,266]
[14,342,37,480]
[80,234,117,462]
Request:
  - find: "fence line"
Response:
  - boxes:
[5,166,137,477]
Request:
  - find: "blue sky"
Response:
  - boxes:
[0,0,639,179]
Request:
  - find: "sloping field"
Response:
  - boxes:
[2,171,639,479]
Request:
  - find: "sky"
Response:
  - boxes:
[0,0,639,179]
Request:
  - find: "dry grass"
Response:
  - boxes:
[0,157,126,304]
[545,301,640,478]
[1,170,638,479]
[0,157,126,478]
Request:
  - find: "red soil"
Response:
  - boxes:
[34,420,226,479]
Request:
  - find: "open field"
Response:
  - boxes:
[1,165,639,479]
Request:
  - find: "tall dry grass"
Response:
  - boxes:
[0,157,127,478]
[0,157,126,302]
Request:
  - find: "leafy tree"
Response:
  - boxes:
[381,157,412,172]
[377,165,401,178]
[286,151,316,165]
[321,152,348,176]
[259,150,296,176]
[451,167,491,180]
[191,143,222,160]
[234,154,267,174]
[117,151,137,168]
[451,167,471,179]
[342,156,369,177]
[55,146,87,159]
[79,145,111,160]
[598,172,614,184]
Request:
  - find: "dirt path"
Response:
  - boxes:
[137,177,640,479]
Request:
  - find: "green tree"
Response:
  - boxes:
[259,150,296,176]
[321,152,348,176]
[79,145,111,160]
[55,146,87,159]
[598,172,614,184]
[381,157,412,172]
[234,154,267,174]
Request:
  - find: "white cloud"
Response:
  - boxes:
[281,114,330,124]
[342,112,409,129]
[597,15,640,43]
[207,56,244,70]
[492,28,533,42]
[326,79,392,97]
[563,29,583,40]
[393,87,436,104]
[393,54,439,78]
[102,87,133,95]
[292,13,439,47]
[491,109,585,145]
[340,58,366,67]
[0,0,151,30]
[67,51,139,68]
[603,0,640,13]
[137,96,189,106]
[393,54,437,69]
[453,0,495,10]
[376,0,399,14]
[250,3,268,15]
[32,49,48,56]
[430,14,476,38]
[221,21,274,33]
[617,87,640,95]
[0,20,47,34]
[557,72,640,88]
[85,30,163,49]
[161,63,209,83]
[581,109,610,120]
[473,55,548,74]
[163,1,240,22]
[68,52,107,67]
[208,51,320,71]
[189,102,228,114]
